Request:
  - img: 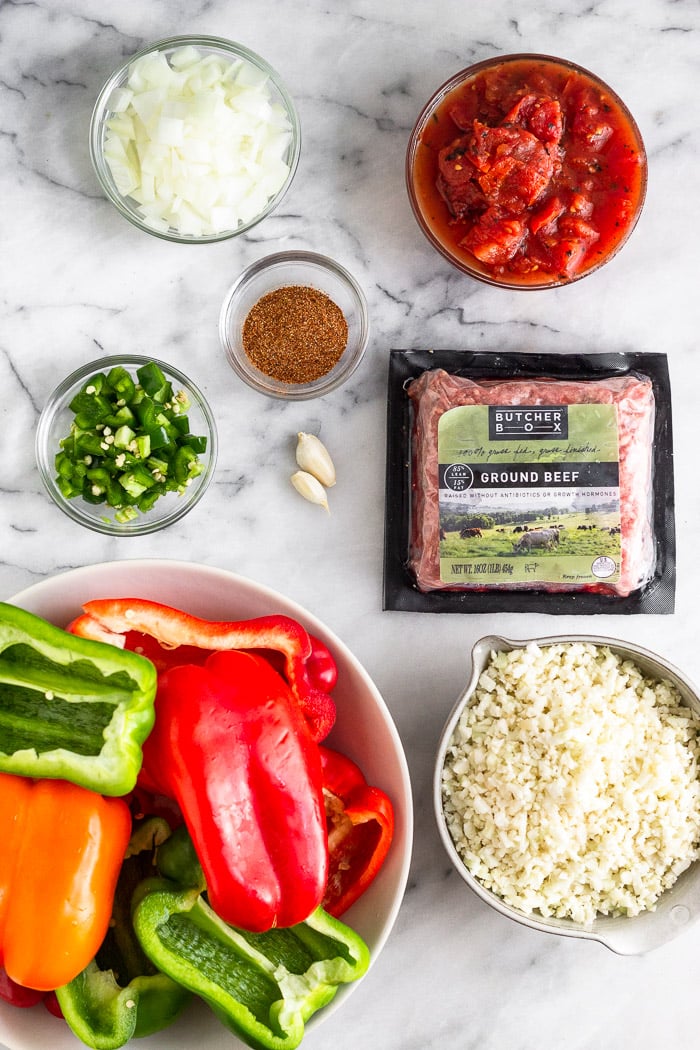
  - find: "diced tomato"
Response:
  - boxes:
[468,123,554,212]
[437,137,484,217]
[543,213,600,277]
[437,174,484,219]
[502,93,563,144]
[568,84,613,149]
[461,207,526,266]
[529,195,565,238]
[449,97,479,131]
[558,215,600,246]
[546,237,592,277]
[508,238,551,275]
[568,192,594,219]
[528,97,564,144]
[478,153,547,212]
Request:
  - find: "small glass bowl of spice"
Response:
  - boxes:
[219,251,369,399]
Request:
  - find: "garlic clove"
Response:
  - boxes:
[291,470,330,513]
[295,432,336,488]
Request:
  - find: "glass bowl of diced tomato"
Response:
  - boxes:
[406,53,647,289]
[35,355,217,535]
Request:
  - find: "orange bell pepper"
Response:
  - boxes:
[0,772,131,991]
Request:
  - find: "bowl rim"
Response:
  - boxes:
[89,34,301,244]
[1,559,414,1050]
[35,354,218,536]
[406,51,648,290]
[219,249,370,400]
[434,633,700,955]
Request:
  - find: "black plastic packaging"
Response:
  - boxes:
[383,350,675,614]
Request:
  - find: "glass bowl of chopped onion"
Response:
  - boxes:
[219,250,370,400]
[434,634,700,955]
[35,354,218,535]
[89,35,300,243]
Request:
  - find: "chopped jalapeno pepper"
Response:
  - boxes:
[53,361,208,522]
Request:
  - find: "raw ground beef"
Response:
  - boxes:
[407,369,656,596]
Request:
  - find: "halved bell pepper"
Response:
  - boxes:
[0,772,131,991]
[68,598,335,741]
[0,602,156,796]
[131,826,370,1050]
[140,649,329,932]
[320,747,395,917]
[56,817,191,1050]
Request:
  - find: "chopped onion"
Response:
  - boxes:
[102,45,293,236]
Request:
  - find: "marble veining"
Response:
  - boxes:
[2,0,700,1047]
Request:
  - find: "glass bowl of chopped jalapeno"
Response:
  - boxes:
[36,355,217,535]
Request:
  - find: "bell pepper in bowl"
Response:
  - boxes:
[320,747,395,917]
[68,597,335,741]
[132,826,370,1050]
[140,649,329,932]
[0,602,156,796]
[0,773,131,991]
[56,817,191,1050]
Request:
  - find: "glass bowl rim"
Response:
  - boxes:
[89,34,301,244]
[219,249,370,401]
[35,353,218,536]
[405,51,648,290]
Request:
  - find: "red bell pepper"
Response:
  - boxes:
[305,634,338,693]
[0,967,45,1008]
[245,633,338,695]
[140,649,329,933]
[320,747,395,917]
[0,969,62,1018]
[68,598,336,741]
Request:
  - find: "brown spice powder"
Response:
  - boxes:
[242,285,348,384]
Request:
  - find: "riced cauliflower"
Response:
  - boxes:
[441,642,700,924]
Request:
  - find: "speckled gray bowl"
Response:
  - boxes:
[434,634,700,955]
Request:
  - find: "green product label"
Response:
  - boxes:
[437,403,621,586]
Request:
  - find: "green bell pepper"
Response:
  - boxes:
[132,826,371,1050]
[57,962,188,1050]
[0,602,156,796]
[57,818,192,1050]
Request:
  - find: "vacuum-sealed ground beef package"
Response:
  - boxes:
[384,351,675,614]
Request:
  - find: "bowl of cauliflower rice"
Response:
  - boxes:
[434,635,700,955]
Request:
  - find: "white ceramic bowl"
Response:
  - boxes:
[0,560,413,1050]
[434,634,700,956]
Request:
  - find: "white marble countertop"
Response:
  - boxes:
[2,0,700,1047]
